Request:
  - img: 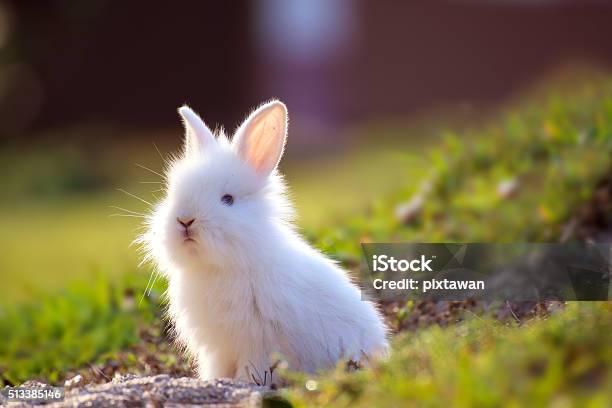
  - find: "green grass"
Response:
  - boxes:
[0,75,611,404]
[0,274,160,385]
[280,303,612,407]
[312,79,612,266]
[0,194,141,302]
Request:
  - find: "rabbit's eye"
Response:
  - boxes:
[221,194,234,206]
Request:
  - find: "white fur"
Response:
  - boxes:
[140,100,388,382]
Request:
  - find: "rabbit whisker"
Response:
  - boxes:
[140,270,155,306]
[135,163,164,178]
[109,205,147,216]
[148,271,160,296]
[117,188,153,206]
[153,142,168,164]
[109,213,145,218]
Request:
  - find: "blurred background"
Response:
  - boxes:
[1,0,612,392]
[3,1,612,136]
[2,1,612,136]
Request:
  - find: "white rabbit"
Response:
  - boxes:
[139,100,388,383]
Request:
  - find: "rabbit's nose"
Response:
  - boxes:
[177,217,195,228]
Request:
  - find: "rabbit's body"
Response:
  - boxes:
[168,223,387,380]
[142,101,388,381]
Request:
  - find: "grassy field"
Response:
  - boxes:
[282,303,612,407]
[0,194,141,302]
[0,76,611,406]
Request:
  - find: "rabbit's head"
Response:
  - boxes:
[143,100,293,272]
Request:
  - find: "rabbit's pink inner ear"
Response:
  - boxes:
[235,101,288,176]
[178,105,215,156]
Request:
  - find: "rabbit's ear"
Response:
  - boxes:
[178,105,215,156]
[233,100,288,176]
